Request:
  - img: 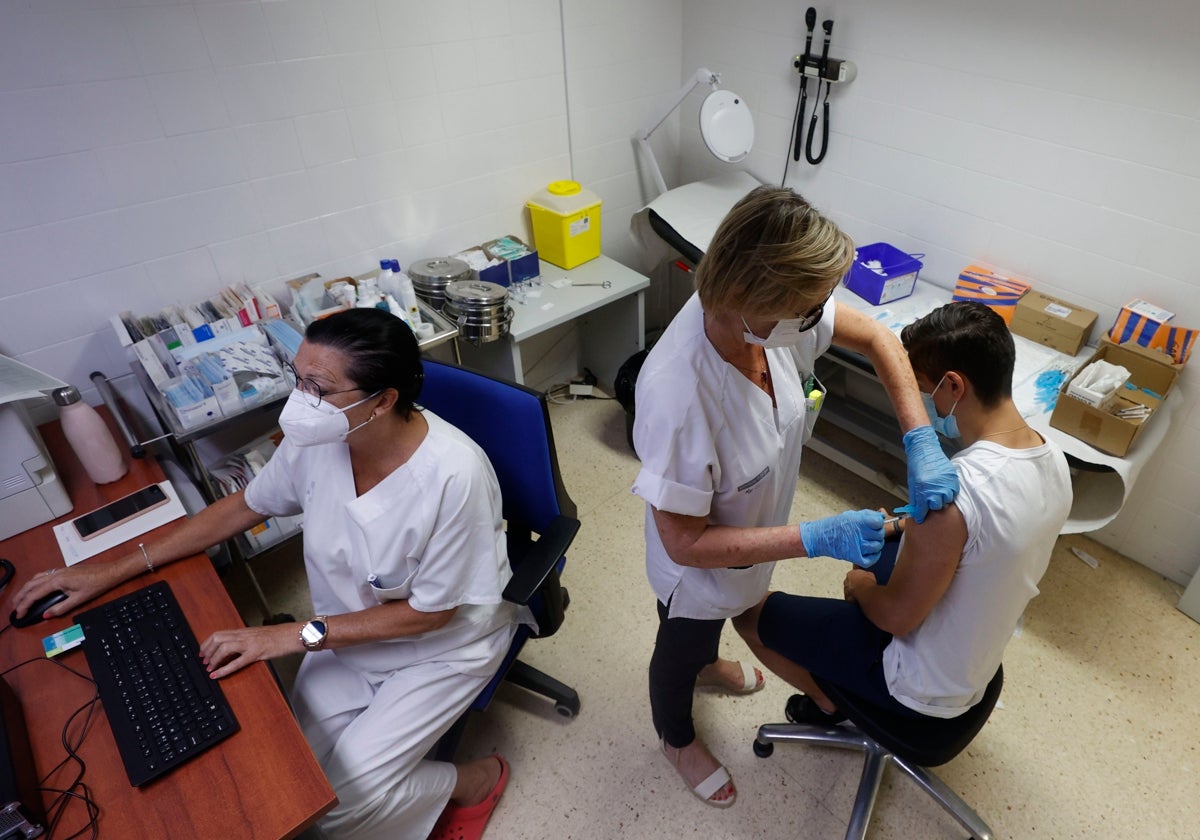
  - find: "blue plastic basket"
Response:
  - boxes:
[844,242,924,305]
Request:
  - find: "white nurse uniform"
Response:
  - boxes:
[244,410,520,840]
[632,293,836,619]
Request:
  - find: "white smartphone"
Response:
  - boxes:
[73,484,170,541]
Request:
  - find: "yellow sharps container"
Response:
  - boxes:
[526,180,602,269]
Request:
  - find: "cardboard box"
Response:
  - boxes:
[952,265,1032,325]
[1010,291,1098,355]
[484,235,540,285]
[1108,298,1173,348]
[457,246,510,287]
[1106,298,1197,367]
[1049,338,1182,456]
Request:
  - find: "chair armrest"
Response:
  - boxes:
[503,515,581,604]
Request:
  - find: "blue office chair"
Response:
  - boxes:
[419,360,581,761]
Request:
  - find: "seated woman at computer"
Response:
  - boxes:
[15,308,518,840]
[740,301,1072,726]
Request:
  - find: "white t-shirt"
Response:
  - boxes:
[883,437,1072,717]
[244,410,518,677]
[631,293,835,620]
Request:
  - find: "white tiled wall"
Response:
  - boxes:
[0,0,570,407]
[561,0,683,268]
[680,0,1200,582]
[2,0,1195,582]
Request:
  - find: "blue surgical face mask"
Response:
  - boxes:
[921,374,961,439]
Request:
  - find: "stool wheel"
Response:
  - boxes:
[752,739,774,758]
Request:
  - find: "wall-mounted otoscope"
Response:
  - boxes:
[786,9,857,173]
[792,7,818,163]
[804,19,834,164]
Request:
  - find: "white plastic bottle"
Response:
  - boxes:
[356,276,382,308]
[377,259,394,295]
[391,261,421,326]
[53,385,128,484]
[384,293,412,327]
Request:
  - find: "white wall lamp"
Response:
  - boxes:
[633,68,755,198]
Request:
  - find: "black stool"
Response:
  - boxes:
[754,667,1004,840]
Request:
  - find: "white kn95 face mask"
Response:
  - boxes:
[277,389,379,447]
[742,316,810,349]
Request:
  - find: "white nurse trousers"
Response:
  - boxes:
[292,649,493,840]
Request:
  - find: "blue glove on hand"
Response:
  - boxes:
[896,425,959,524]
[799,510,886,568]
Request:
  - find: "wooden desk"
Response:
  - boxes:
[0,413,336,839]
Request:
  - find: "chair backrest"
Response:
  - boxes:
[418,361,576,535]
[816,665,1004,768]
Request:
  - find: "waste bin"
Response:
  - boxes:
[614,349,649,457]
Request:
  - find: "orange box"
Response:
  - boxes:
[1107,299,1196,366]
[952,265,1032,325]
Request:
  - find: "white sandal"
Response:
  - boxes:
[661,740,737,808]
[696,660,765,695]
[689,765,736,808]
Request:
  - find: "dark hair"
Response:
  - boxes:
[304,308,423,417]
[900,301,1014,406]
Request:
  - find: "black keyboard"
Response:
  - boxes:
[76,581,239,787]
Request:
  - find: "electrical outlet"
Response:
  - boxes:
[569,382,593,397]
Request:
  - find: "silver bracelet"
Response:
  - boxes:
[139,542,154,574]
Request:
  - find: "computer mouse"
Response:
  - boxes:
[10,589,69,628]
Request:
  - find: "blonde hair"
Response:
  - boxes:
[694,186,854,317]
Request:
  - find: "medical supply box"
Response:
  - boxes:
[1106,298,1197,366]
[1010,290,1097,356]
[953,265,1032,325]
[1109,299,1174,348]
[843,243,922,305]
[1049,337,1181,456]
[526,181,601,269]
[484,235,540,285]
[456,246,510,287]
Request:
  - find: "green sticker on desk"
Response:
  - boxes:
[43,624,84,658]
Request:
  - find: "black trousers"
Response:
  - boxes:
[648,599,726,748]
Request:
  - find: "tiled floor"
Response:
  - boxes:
[229,397,1200,839]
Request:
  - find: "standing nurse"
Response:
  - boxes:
[632,186,959,807]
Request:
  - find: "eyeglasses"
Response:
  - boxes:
[793,290,834,333]
[286,362,363,409]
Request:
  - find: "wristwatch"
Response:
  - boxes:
[299,616,329,651]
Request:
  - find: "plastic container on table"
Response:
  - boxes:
[843,242,923,305]
[526,180,602,269]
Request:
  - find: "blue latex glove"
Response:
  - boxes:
[896,425,959,524]
[799,510,886,568]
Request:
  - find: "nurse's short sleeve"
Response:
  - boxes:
[406,457,507,613]
[632,389,715,518]
[243,437,305,518]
